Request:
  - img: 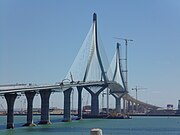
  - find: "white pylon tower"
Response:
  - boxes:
[83,13,107,83]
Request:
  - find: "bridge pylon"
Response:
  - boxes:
[83,13,108,115]
[110,43,128,113]
[83,13,107,83]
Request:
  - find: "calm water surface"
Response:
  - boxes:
[1,115,180,135]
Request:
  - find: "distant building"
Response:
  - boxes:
[49,107,64,114]
[175,100,180,114]
[178,100,180,110]
[167,104,173,110]
[83,105,91,114]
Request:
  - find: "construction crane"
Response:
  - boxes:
[132,86,147,111]
[113,37,133,92]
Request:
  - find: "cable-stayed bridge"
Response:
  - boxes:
[0,13,159,129]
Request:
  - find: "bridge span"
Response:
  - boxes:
[0,81,121,94]
[0,80,124,128]
[123,94,159,113]
[0,13,159,129]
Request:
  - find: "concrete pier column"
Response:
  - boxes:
[126,100,129,113]
[4,93,17,129]
[132,102,135,113]
[23,91,36,126]
[39,89,51,124]
[123,98,126,113]
[115,97,121,113]
[91,93,99,115]
[77,86,83,119]
[63,88,72,122]
[126,100,130,113]
[136,104,139,112]
[84,86,106,116]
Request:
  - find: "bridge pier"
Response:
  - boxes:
[63,88,72,122]
[131,101,135,112]
[84,86,106,115]
[23,91,36,126]
[39,89,52,124]
[77,86,83,119]
[91,94,99,115]
[123,98,126,113]
[115,97,121,113]
[112,94,122,113]
[126,100,130,113]
[4,93,17,129]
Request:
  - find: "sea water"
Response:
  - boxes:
[1,115,180,135]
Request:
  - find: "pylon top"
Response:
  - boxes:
[93,13,97,22]
[117,43,120,49]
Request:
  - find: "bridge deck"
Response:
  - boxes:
[0,81,119,94]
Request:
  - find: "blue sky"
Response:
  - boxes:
[0,0,180,108]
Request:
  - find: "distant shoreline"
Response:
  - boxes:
[0,113,64,116]
[0,114,180,117]
[129,114,180,117]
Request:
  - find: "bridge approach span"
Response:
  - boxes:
[123,93,160,112]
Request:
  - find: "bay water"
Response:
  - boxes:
[1,115,180,135]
